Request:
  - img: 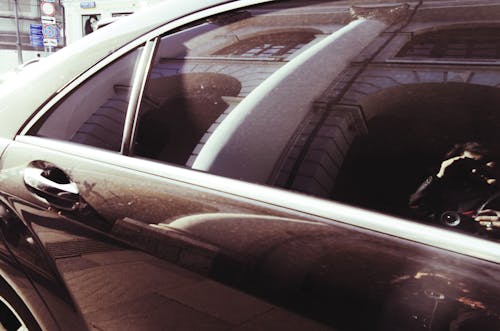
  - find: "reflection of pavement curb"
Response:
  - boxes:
[111,217,240,277]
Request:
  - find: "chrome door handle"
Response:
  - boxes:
[23,165,80,211]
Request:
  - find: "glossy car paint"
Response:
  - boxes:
[3,137,500,329]
[0,0,498,330]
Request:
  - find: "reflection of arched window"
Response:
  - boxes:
[214,31,316,58]
[397,28,500,59]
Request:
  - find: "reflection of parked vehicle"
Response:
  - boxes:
[0,0,499,330]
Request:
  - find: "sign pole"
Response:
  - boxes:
[14,0,23,64]
[41,0,58,52]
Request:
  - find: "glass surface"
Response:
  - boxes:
[34,46,144,152]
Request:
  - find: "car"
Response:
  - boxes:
[0,0,499,330]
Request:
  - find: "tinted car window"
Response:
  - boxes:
[25,0,500,241]
[132,14,316,165]
[131,3,369,192]
[128,1,500,241]
[33,46,145,152]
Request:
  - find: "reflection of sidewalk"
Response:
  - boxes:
[56,249,331,331]
[30,216,332,330]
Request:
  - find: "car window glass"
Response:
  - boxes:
[32,46,144,152]
[130,1,500,242]
[133,8,319,165]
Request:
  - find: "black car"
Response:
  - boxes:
[0,0,499,330]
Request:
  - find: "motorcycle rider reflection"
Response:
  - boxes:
[409,141,500,236]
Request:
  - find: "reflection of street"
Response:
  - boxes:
[28,215,330,330]
[55,249,330,330]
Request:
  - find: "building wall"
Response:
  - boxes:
[0,0,160,74]
[61,0,163,44]
[0,0,44,73]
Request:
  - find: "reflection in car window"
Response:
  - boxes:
[133,11,320,165]
[130,1,500,241]
[397,27,500,60]
[25,0,500,241]
[32,46,144,152]
[213,31,316,58]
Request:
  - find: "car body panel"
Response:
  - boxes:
[0,134,499,330]
[0,230,60,331]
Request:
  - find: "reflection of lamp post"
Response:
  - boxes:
[14,0,23,64]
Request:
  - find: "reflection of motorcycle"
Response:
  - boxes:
[439,191,500,236]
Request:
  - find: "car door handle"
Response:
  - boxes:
[23,165,81,211]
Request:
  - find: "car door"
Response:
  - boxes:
[1,1,500,330]
[4,138,500,331]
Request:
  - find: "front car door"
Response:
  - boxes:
[0,0,499,330]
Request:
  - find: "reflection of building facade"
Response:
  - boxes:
[143,1,500,215]
[270,1,500,214]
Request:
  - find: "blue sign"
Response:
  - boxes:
[80,1,96,9]
[30,24,44,47]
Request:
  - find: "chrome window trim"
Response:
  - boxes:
[121,38,158,155]
[0,295,28,331]
[18,37,151,137]
[14,135,500,264]
[123,0,273,47]
[385,58,500,66]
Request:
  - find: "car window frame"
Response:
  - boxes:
[18,0,273,139]
[20,39,153,152]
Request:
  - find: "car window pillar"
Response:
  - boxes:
[121,38,159,155]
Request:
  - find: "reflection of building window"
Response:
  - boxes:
[112,12,132,17]
[214,31,315,58]
[82,14,100,36]
[397,28,500,59]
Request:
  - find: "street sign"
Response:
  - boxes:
[80,1,96,9]
[30,24,44,48]
[41,2,55,16]
[43,39,58,47]
[42,24,57,39]
[41,16,56,24]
